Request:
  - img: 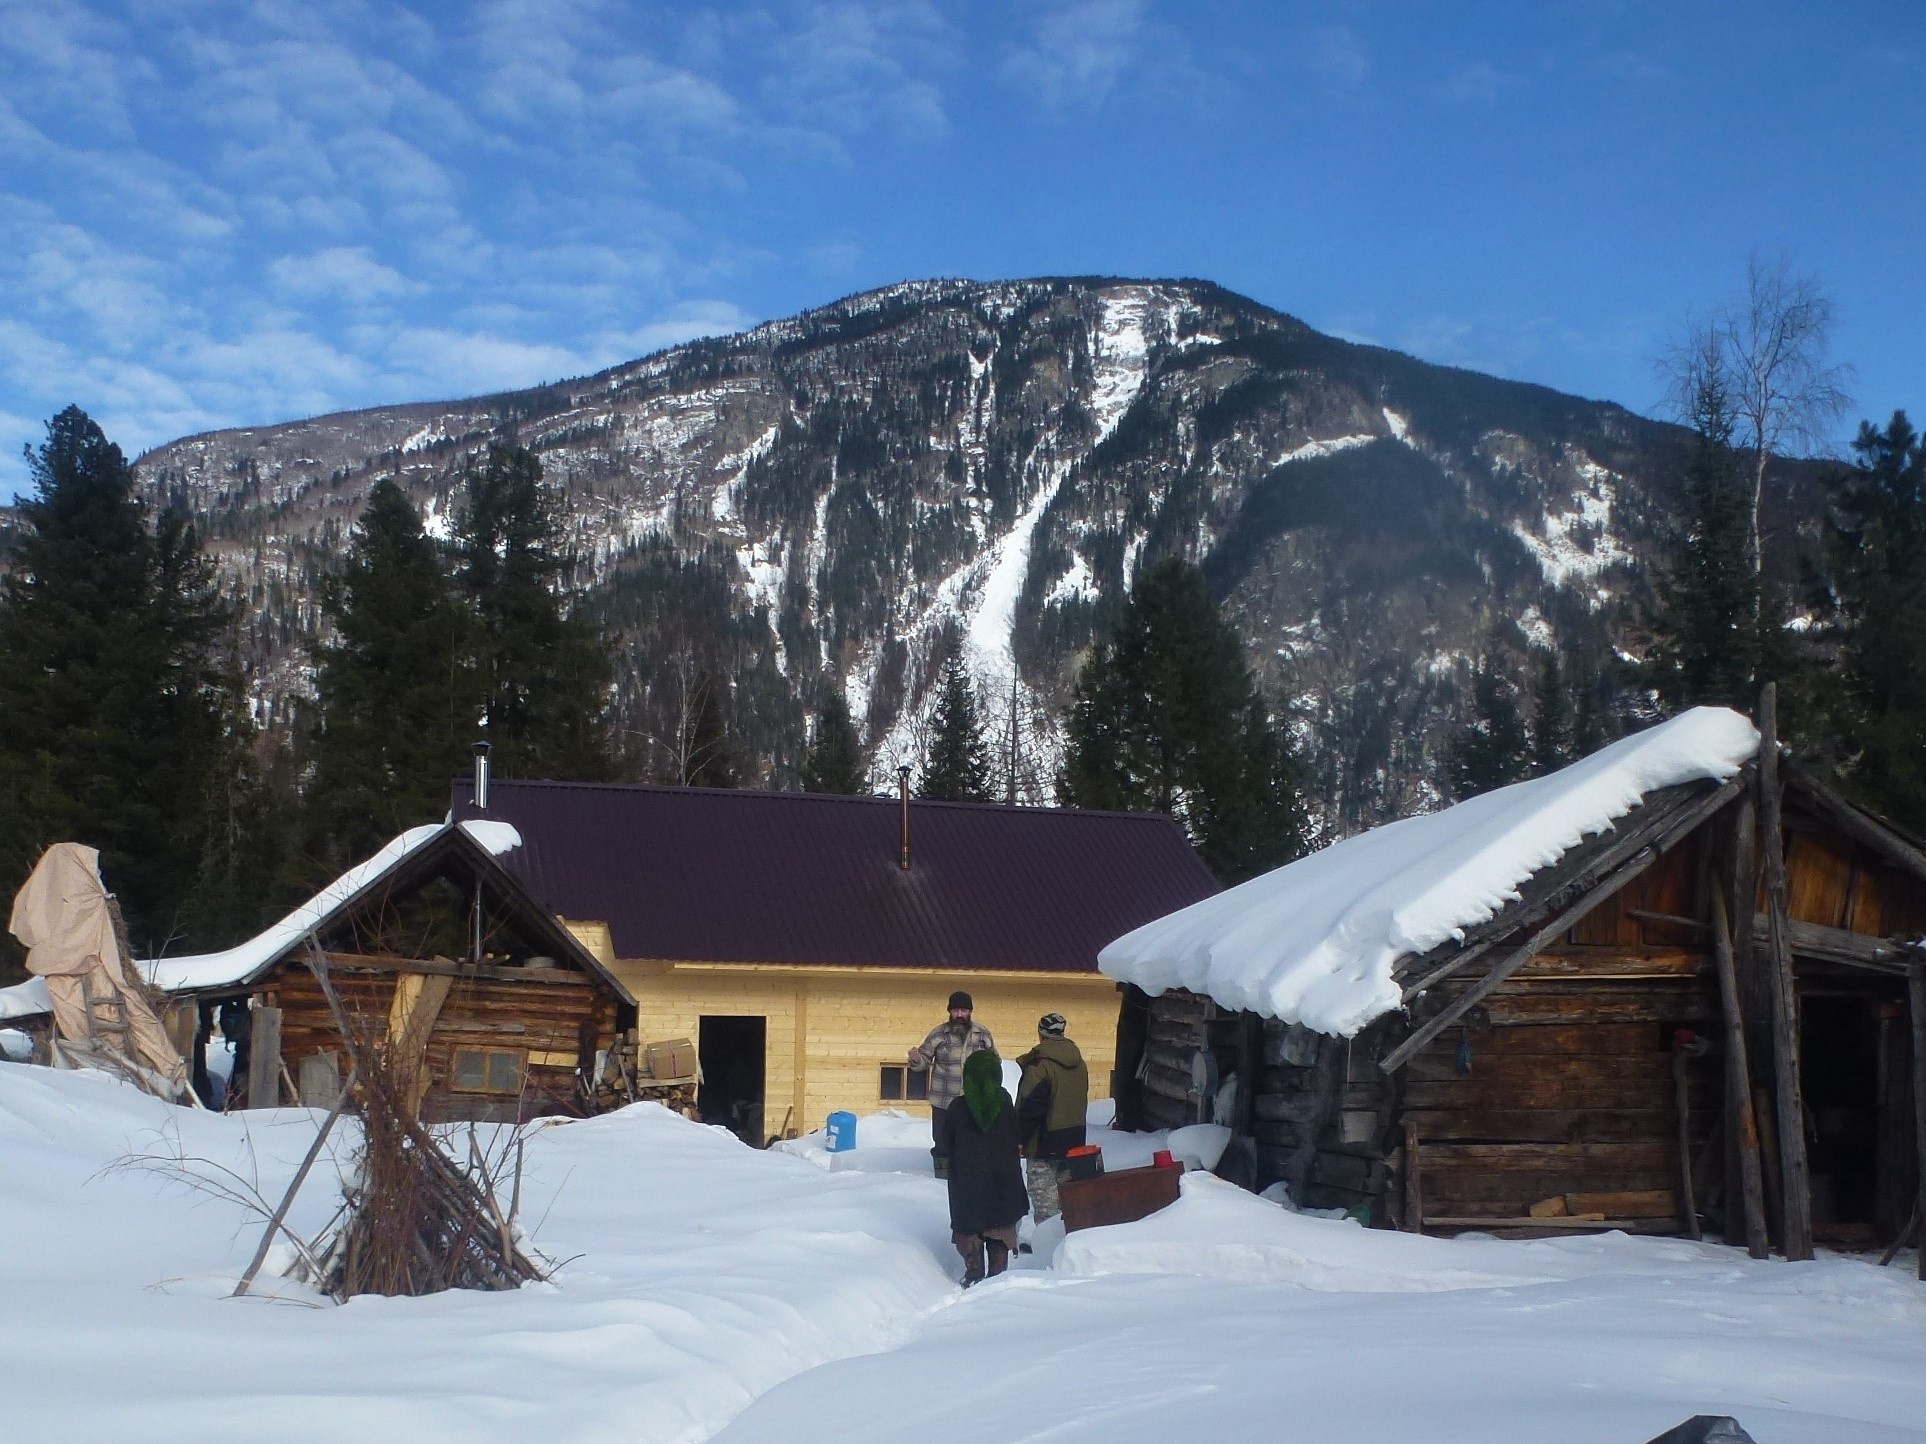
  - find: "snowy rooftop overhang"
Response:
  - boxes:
[142,820,524,994]
[1098,706,1761,1037]
[0,976,52,1021]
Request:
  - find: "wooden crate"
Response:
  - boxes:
[1059,1164,1183,1233]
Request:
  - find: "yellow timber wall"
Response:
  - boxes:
[568,922,1119,1136]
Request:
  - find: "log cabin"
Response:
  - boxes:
[450,774,1220,1143]
[1103,701,1926,1273]
[145,819,639,1122]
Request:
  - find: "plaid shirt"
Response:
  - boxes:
[909,1020,996,1111]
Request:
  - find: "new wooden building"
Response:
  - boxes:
[148,820,639,1122]
[1107,701,1926,1271]
[452,779,1220,1141]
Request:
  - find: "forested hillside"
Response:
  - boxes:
[124,277,1830,830]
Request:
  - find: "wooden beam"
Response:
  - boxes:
[1912,963,1926,1282]
[1750,914,1918,974]
[319,951,594,987]
[1402,1121,1422,1234]
[1711,887,1770,1258]
[1381,845,1661,1075]
[1785,761,1926,892]
[247,1005,282,1108]
[1759,682,1815,1261]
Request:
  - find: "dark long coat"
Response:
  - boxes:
[934,1094,1029,1234]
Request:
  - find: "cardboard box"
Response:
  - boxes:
[645,1037,697,1081]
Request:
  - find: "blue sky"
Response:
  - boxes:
[2,1,1921,498]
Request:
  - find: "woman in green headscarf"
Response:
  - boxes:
[932,1048,1029,1285]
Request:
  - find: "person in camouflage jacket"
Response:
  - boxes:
[911,990,995,1176]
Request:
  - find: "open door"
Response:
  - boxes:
[698,1015,766,1145]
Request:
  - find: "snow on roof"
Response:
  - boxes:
[1099,706,1760,1037]
[142,820,523,994]
[0,976,52,1020]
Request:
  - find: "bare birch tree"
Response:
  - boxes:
[1665,253,1853,579]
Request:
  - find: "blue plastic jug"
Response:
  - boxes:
[824,1110,857,1153]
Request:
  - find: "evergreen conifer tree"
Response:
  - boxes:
[1447,660,1531,799]
[456,444,613,780]
[1058,559,1307,882]
[0,407,255,953]
[1824,411,1926,830]
[1529,652,1573,776]
[307,479,475,867]
[1647,367,1768,710]
[919,642,994,802]
[802,688,866,794]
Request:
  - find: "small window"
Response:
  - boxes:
[451,1048,526,1095]
[878,1065,930,1101]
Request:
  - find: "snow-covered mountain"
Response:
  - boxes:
[132,276,1762,827]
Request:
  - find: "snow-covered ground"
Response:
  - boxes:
[3,1063,1922,1443]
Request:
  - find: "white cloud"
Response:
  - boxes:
[267,247,418,304]
[1001,0,1146,108]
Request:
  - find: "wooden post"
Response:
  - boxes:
[1672,1037,1702,1240]
[1402,1120,1422,1234]
[1710,888,1769,1257]
[246,1005,283,1109]
[1911,963,1926,1282]
[1757,683,1813,1261]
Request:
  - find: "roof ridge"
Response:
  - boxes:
[465,778,1187,823]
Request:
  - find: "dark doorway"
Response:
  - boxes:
[698,1015,766,1144]
[1799,995,1881,1233]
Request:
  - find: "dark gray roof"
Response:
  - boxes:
[452,780,1220,973]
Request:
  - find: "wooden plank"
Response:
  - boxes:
[1478,993,1718,1026]
[1402,1121,1421,1233]
[1565,1188,1678,1218]
[1399,1022,1663,1058]
[1758,683,1814,1261]
[1711,886,1770,1258]
[1512,952,1709,980]
[1418,1140,1673,1170]
[1786,832,1853,929]
[1401,1077,1715,1112]
[1401,1052,1678,1085]
[1400,1108,1679,1143]
[247,1005,282,1108]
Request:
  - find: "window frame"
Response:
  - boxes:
[449,1046,528,1096]
[878,1063,929,1102]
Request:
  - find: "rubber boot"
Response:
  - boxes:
[985,1238,1010,1278]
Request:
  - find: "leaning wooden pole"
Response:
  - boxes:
[233,1061,359,1298]
[1757,682,1813,1261]
[1711,886,1769,1258]
[1911,962,1926,1282]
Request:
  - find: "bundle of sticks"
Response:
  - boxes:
[242,941,545,1300]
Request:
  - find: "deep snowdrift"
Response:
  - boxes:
[3,1064,1921,1443]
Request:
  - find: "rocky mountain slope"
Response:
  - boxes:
[130,277,1730,830]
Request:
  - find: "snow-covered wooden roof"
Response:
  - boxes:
[1099,707,1762,1036]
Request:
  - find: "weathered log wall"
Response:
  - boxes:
[261,957,620,1123]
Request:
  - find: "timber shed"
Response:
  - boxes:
[146,819,637,1122]
[1103,702,1926,1271]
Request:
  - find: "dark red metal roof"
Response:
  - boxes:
[451,780,1220,974]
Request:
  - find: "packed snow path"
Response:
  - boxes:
[3,1067,1923,1443]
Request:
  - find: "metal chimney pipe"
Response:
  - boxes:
[473,738,492,811]
[897,765,912,870]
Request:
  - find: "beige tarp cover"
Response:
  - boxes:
[9,843,187,1092]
